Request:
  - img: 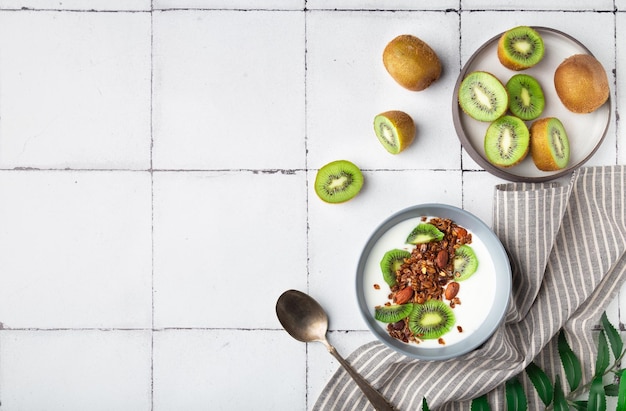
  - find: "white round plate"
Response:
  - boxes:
[356,204,511,360]
[452,27,611,182]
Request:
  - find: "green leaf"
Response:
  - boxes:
[604,383,619,396]
[552,375,569,411]
[422,397,430,411]
[595,330,610,377]
[588,375,607,411]
[571,401,588,410]
[505,377,527,411]
[470,394,490,411]
[558,330,582,391]
[525,362,554,406]
[617,370,626,410]
[601,312,623,359]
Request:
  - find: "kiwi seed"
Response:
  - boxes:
[453,245,478,281]
[406,223,444,245]
[458,71,509,122]
[382,34,441,91]
[530,117,570,171]
[484,115,530,168]
[375,304,414,323]
[380,249,411,287]
[408,299,455,340]
[373,111,416,154]
[314,160,364,204]
[497,26,545,70]
[506,74,545,121]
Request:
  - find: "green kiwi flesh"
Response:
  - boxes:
[498,26,545,70]
[380,249,411,287]
[406,223,444,245]
[375,303,414,323]
[314,160,364,203]
[458,71,509,122]
[484,115,530,167]
[506,74,545,121]
[453,245,478,281]
[408,299,455,339]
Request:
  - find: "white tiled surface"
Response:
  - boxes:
[0,3,624,410]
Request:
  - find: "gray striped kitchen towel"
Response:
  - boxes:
[314,165,626,410]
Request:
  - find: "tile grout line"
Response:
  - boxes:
[149,2,156,410]
[303,4,311,410]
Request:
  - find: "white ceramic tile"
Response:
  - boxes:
[0,0,150,10]
[306,11,461,171]
[153,329,306,411]
[461,0,613,10]
[461,170,508,227]
[0,330,152,410]
[307,0,458,10]
[308,169,462,330]
[154,0,304,9]
[152,10,305,170]
[0,11,151,170]
[307,330,374,411]
[0,171,152,329]
[618,0,626,11]
[152,171,308,328]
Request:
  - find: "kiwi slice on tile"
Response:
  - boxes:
[497,26,545,70]
[506,74,545,121]
[380,249,411,287]
[484,115,530,168]
[530,117,570,171]
[406,223,444,245]
[458,71,509,122]
[314,160,364,203]
[453,245,478,281]
[375,303,414,323]
[373,111,416,154]
[408,299,455,339]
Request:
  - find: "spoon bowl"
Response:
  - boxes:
[276,289,395,411]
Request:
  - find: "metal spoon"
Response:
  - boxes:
[275,289,395,411]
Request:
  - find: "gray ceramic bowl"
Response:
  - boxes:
[356,204,511,360]
[452,27,610,182]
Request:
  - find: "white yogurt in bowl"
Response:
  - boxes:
[356,204,511,360]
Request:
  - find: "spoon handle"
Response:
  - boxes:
[326,344,395,411]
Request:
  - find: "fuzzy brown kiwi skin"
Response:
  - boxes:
[383,34,442,91]
[554,54,609,113]
[373,110,416,154]
[530,118,569,171]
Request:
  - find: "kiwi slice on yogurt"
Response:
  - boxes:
[406,223,444,245]
[380,249,411,287]
[453,245,478,281]
[375,303,414,323]
[314,160,364,204]
[408,299,455,339]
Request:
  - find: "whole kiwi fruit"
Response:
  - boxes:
[382,34,442,91]
[554,54,609,113]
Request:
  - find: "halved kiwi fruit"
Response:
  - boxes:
[314,160,364,203]
[484,115,530,168]
[373,111,416,154]
[375,303,414,323]
[530,117,570,171]
[506,74,545,121]
[458,71,509,122]
[453,245,478,281]
[406,223,444,245]
[497,26,545,70]
[380,249,411,287]
[408,299,455,340]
